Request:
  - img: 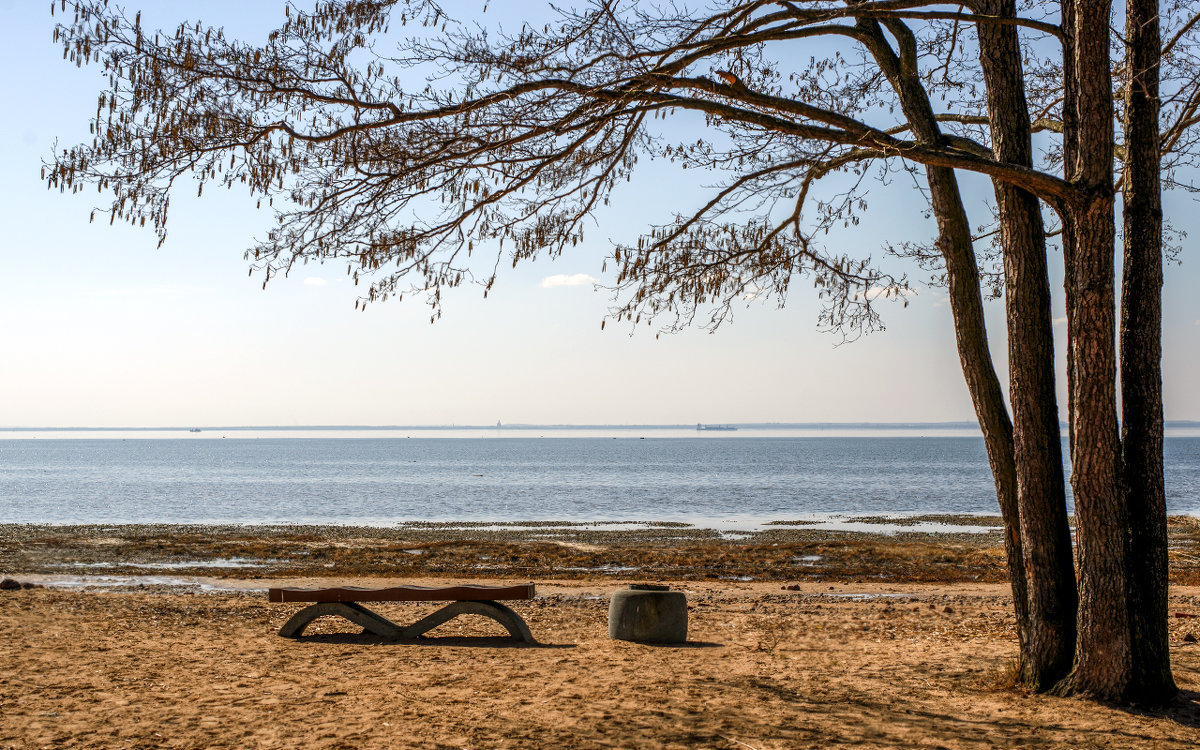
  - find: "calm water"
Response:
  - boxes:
[1,433,1198,526]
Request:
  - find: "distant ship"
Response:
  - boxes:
[696,423,737,431]
[188,428,202,433]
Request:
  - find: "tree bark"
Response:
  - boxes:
[1120,0,1176,704]
[1057,0,1132,701]
[857,18,1032,669]
[975,0,1076,689]
[1061,0,1079,456]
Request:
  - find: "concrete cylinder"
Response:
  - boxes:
[608,584,687,643]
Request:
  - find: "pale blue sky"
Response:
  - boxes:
[1,1,1196,427]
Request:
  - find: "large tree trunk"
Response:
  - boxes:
[856,18,1032,670]
[928,168,1035,677]
[1057,0,1132,701]
[975,0,1076,689]
[1061,197,1129,700]
[1120,0,1176,704]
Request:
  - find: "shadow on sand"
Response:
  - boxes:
[289,632,575,649]
[603,675,1200,748]
[1121,688,1200,730]
[634,640,724,649]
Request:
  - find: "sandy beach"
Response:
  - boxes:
[2,522,1200,748]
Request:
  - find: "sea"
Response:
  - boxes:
[2,426,1199,529]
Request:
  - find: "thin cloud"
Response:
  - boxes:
[1053,316,1067,327]
[865,284,913,301]
[303,277,328,287]
[540,273,597,288]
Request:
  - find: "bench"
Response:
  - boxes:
[267,583,536,642]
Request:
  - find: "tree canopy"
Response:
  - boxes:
[46,3,1199,323]
[42,1,1086,327]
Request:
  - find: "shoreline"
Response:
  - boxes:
[0,512,1016,534]
[8,510,1200,531]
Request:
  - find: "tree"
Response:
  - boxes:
[974,0,1075,688]
[47,0,1193,703]
[1119,0,1174,702]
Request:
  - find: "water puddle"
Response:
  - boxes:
[397,521,692,533]
[32,574,264,593]
[557,565,642,574]
[820,592,914,601]
[773,520,1002,535]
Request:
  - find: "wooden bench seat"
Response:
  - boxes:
[267,583,536,642]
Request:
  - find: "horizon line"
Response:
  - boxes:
[4,421,987,431]
[4,420,1200,432]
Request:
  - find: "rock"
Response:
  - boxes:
[1184,633,1197,643]
[609,586,688,644]
[0,578,21,591]
[21,582,43,590]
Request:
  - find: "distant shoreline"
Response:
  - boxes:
[5,421,1200,439]
[4,421,1200,432]
[1,421,987,431]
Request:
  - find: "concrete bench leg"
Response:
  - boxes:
[399,600,534,642]
[278,602,404,639]
[277,600,534,642]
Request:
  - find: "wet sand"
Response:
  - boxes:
[2,522,1200,748]
[3,516,1199,585]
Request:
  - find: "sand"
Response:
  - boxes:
[2,522,1200,748]
[2,576,1199,749]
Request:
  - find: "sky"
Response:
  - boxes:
[0,1,1197,428]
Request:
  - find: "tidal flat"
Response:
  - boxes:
[3,515,1199,586]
